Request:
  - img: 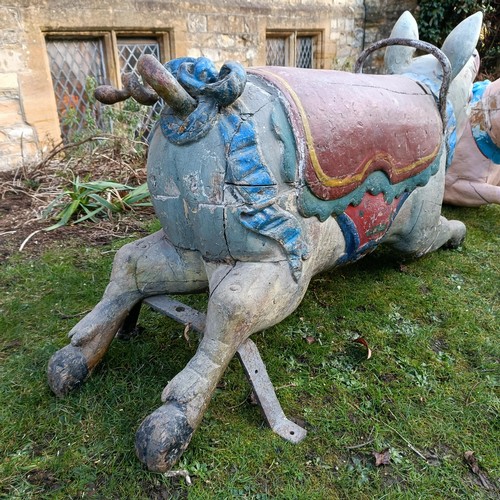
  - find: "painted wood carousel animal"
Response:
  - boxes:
[47,12,483,471]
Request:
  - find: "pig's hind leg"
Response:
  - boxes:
[384,169,466,256]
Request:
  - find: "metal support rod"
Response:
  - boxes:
[121,295,307,444]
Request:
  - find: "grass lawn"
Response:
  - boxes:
[1,204,498,499]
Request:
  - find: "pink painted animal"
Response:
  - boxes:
[444,78,500,206]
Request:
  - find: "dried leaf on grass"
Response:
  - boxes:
[373,448,391,467]
[353,337,372,359]
[248,390,259,406]
[163,469,192,486]
[183,323,191,345]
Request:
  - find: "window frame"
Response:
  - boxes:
[44,29,171,140]
[44,29,171,89]
[266,30,322,68]
[112,30,171,88]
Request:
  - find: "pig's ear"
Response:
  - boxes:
[441,12,483,80]
[384,11,419,74]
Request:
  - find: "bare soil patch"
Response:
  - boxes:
[0,140,154,262]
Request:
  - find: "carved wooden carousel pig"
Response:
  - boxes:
[444,77,500,206]
[47,12,482,472]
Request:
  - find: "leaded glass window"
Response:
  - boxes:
[46,38,108,140]
[296,36,315,68]
[266,37,287,66]
[117,38,160,72]
[265,32,319,68]
[45,32,169,143]
[117,38,163,141]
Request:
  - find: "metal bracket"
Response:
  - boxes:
[235,337,306,443]
[123,295,306,444]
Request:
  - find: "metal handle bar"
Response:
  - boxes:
[355,38,452,125]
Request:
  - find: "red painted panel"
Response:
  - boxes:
[250,67,442,201]
[344,192,401,248]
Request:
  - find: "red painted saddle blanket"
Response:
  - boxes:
[250,67,442,200]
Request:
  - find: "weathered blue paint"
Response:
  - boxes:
[219,111,276,187]
[156,57,309,277]
[271,106,297,184]
[471,80,490,104]
[472,125,500,164]
[219,107,309,278]
[160,57,246,145]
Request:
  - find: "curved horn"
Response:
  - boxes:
[384,11,419,74]
[121,73,158,106]
[138,54,197,118]
[94,85,130,105]
[94,73,160,106]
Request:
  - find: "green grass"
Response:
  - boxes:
[1,205,498,499]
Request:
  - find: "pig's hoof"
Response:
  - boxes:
[135,402,194,472]
[445,220,466,249]
[47,345,89,397]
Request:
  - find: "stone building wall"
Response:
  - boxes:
[363,0,419,70]
[0,5,39,171]
[0,0,417,172]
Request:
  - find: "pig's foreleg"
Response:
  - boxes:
[47,230,207,396]
[135,259,310,472]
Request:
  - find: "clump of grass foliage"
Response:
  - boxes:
[1,201,498,498]
[42,177,151,230]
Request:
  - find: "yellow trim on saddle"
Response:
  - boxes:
[256,69,440,188]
